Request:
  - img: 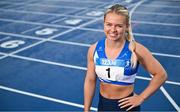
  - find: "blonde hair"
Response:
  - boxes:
[104,4,137,68]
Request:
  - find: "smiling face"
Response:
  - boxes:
[104,12,128,42]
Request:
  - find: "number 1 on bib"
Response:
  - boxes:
[106,68,111,78]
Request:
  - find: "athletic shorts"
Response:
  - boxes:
[98,92,140,111]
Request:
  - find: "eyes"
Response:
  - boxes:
[105,22,124,29]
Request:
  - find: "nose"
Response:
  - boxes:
[110,26,117,32]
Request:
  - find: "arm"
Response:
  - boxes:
[136,43,167,100]
[119,42,167,110]
[84,44,97,112]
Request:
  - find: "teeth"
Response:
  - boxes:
[109,34,116,36]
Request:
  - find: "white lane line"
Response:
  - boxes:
[0,31,180,59]
[134,33,180,40]
[134,11,180,17]
[0,16,103,61]
[13,54,87,70]
[1,16,180,40]
[3,12,180,28]
[10,30,77,56]
[0,31,91,47]
[152,52,180,58]
[0,85,97,111]
[0,18,73,29]
[0,8,96,19]
[2,0,179,10]
[0,0,109,5]
[125,0,132,3]
[0,1,88,10]
[136,76,180,86]
[1,10,180,27]
[133,20,180,27]
[0,53,179,111]
[149,73,180,112]
[5,25,180,41]
[21,26,42,34]
[1,18,180,39]
[0,36,11,42]
[160,86,180,111]
[1,51,179,86]
[0,2,179,111]
[1,47,180,86]
[141,4,180,8]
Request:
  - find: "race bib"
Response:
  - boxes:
[95,65,124,81]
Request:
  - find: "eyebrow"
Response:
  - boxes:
[105,21,124,25]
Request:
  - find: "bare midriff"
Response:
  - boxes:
[100,82,134,99]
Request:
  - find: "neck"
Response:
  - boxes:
[106,38,126,49]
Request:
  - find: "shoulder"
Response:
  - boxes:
[88,43,97,54]
[88,38,105,58]
[87,42,97,59]
[134,42,152,60]
[135,42,149,52]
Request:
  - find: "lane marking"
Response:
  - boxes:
[0,85,97,111]
[1,14,180,28]
[0,0,110,5]
[1,18,180,40]
[21,26,42,34]
[160,86,180,111]
[0,9,96,19]
[0,51,179,86]
[0,14,103,63]
[0,36,11,42]
[141,4,180,9]
[0,1,179,111]
[134,11,180,17]
[150,73,180,112]
[136,76,180,86]
[0,32,180,59]
[152,52,180,58]
[0,52,180,112]
[133,20,180,27]
[134,33,180,40]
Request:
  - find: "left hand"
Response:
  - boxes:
[118,94,144,111]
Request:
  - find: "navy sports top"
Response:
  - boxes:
[94,38,139,85]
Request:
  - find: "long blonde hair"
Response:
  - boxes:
[104,4,137,68]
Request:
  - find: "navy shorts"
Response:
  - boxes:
[98,92,140,111]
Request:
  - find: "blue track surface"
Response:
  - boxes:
[0,0,179,111]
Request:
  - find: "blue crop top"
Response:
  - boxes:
[94,38,139,85]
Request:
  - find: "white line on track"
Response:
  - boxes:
[141,4,180,9]
[0,0,179,111]
[1,47,180,112]
[160,86,180,111]
[1,1,180,11]
[0,85,97,111]
[132,20,180,27]
[0,9,96,19]
[0,31,180,59]
[1,0,180,87]
[0,36,11,42]
[134,11,180,17]
[152,52,180,58]
[0,13,103,61]
[0,53,179,111]
[0,0,109,5]
[0,52,179,86]
[0,18,74,29]
[21,26,42,34]
[1,13,180,28]
[134,33,180,40]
